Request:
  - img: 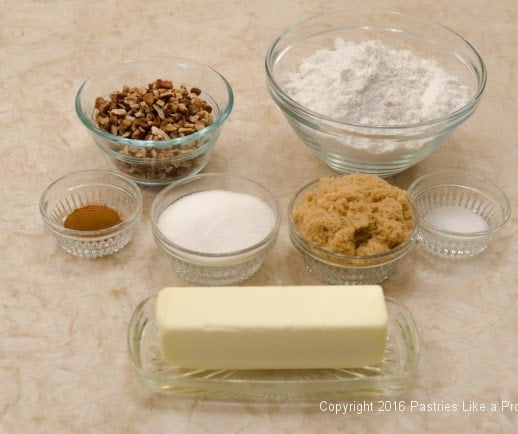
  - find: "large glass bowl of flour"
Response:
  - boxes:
[265,11,486,176]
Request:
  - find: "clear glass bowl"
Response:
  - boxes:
[75,57,233,186]
[39,169,142,258]
[408,170,511,258]
[265,11,486,176]
[127,295,420,400]
[151,173,281,285]
[288,179,417,284]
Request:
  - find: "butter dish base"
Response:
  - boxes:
[127,296,420,401]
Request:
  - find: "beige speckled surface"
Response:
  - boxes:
[1,0,518,433]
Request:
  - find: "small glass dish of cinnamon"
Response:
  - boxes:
[39,169,142,258]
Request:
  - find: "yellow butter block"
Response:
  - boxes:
[156,285,388,370]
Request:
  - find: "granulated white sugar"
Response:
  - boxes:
[157,190,275,254]
[285,39,471,126]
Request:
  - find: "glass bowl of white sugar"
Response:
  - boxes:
[408,171,511,258]
[265,11,486,177]
[151,173,281,285]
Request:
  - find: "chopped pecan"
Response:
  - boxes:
[93,79,215,181]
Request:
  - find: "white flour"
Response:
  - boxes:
[285,39,471,126]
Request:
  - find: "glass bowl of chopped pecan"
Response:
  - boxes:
[75,57,234,186]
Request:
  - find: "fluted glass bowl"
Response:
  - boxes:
[288,179,417,284]
[76,57,233,186]
[266,11,486,176]
[151,173,281,285]
[408,170,511,258]
[39,169,142,258]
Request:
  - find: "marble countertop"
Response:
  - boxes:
[2,0,517,432]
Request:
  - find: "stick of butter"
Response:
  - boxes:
[156,285,388,370]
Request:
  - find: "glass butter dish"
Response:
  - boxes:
[128,296,420,401]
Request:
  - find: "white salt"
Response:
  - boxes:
[425,206,489,233]
[157,190,275,254]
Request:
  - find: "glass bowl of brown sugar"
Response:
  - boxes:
[39,169,142,258]
[288,174,417,284]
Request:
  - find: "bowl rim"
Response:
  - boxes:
[151,172,282,258]
[75,56,234,149]
[265,10,487,130]
[407,169,512,237]
[288,177,418,262]
[39,169,143,237]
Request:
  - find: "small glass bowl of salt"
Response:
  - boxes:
[151,173,281,285]
[408,170,511,258]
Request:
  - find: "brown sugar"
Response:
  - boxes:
[64,205,122,231]
[293,174,414,256]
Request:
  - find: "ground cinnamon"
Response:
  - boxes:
[64,205,122,231]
